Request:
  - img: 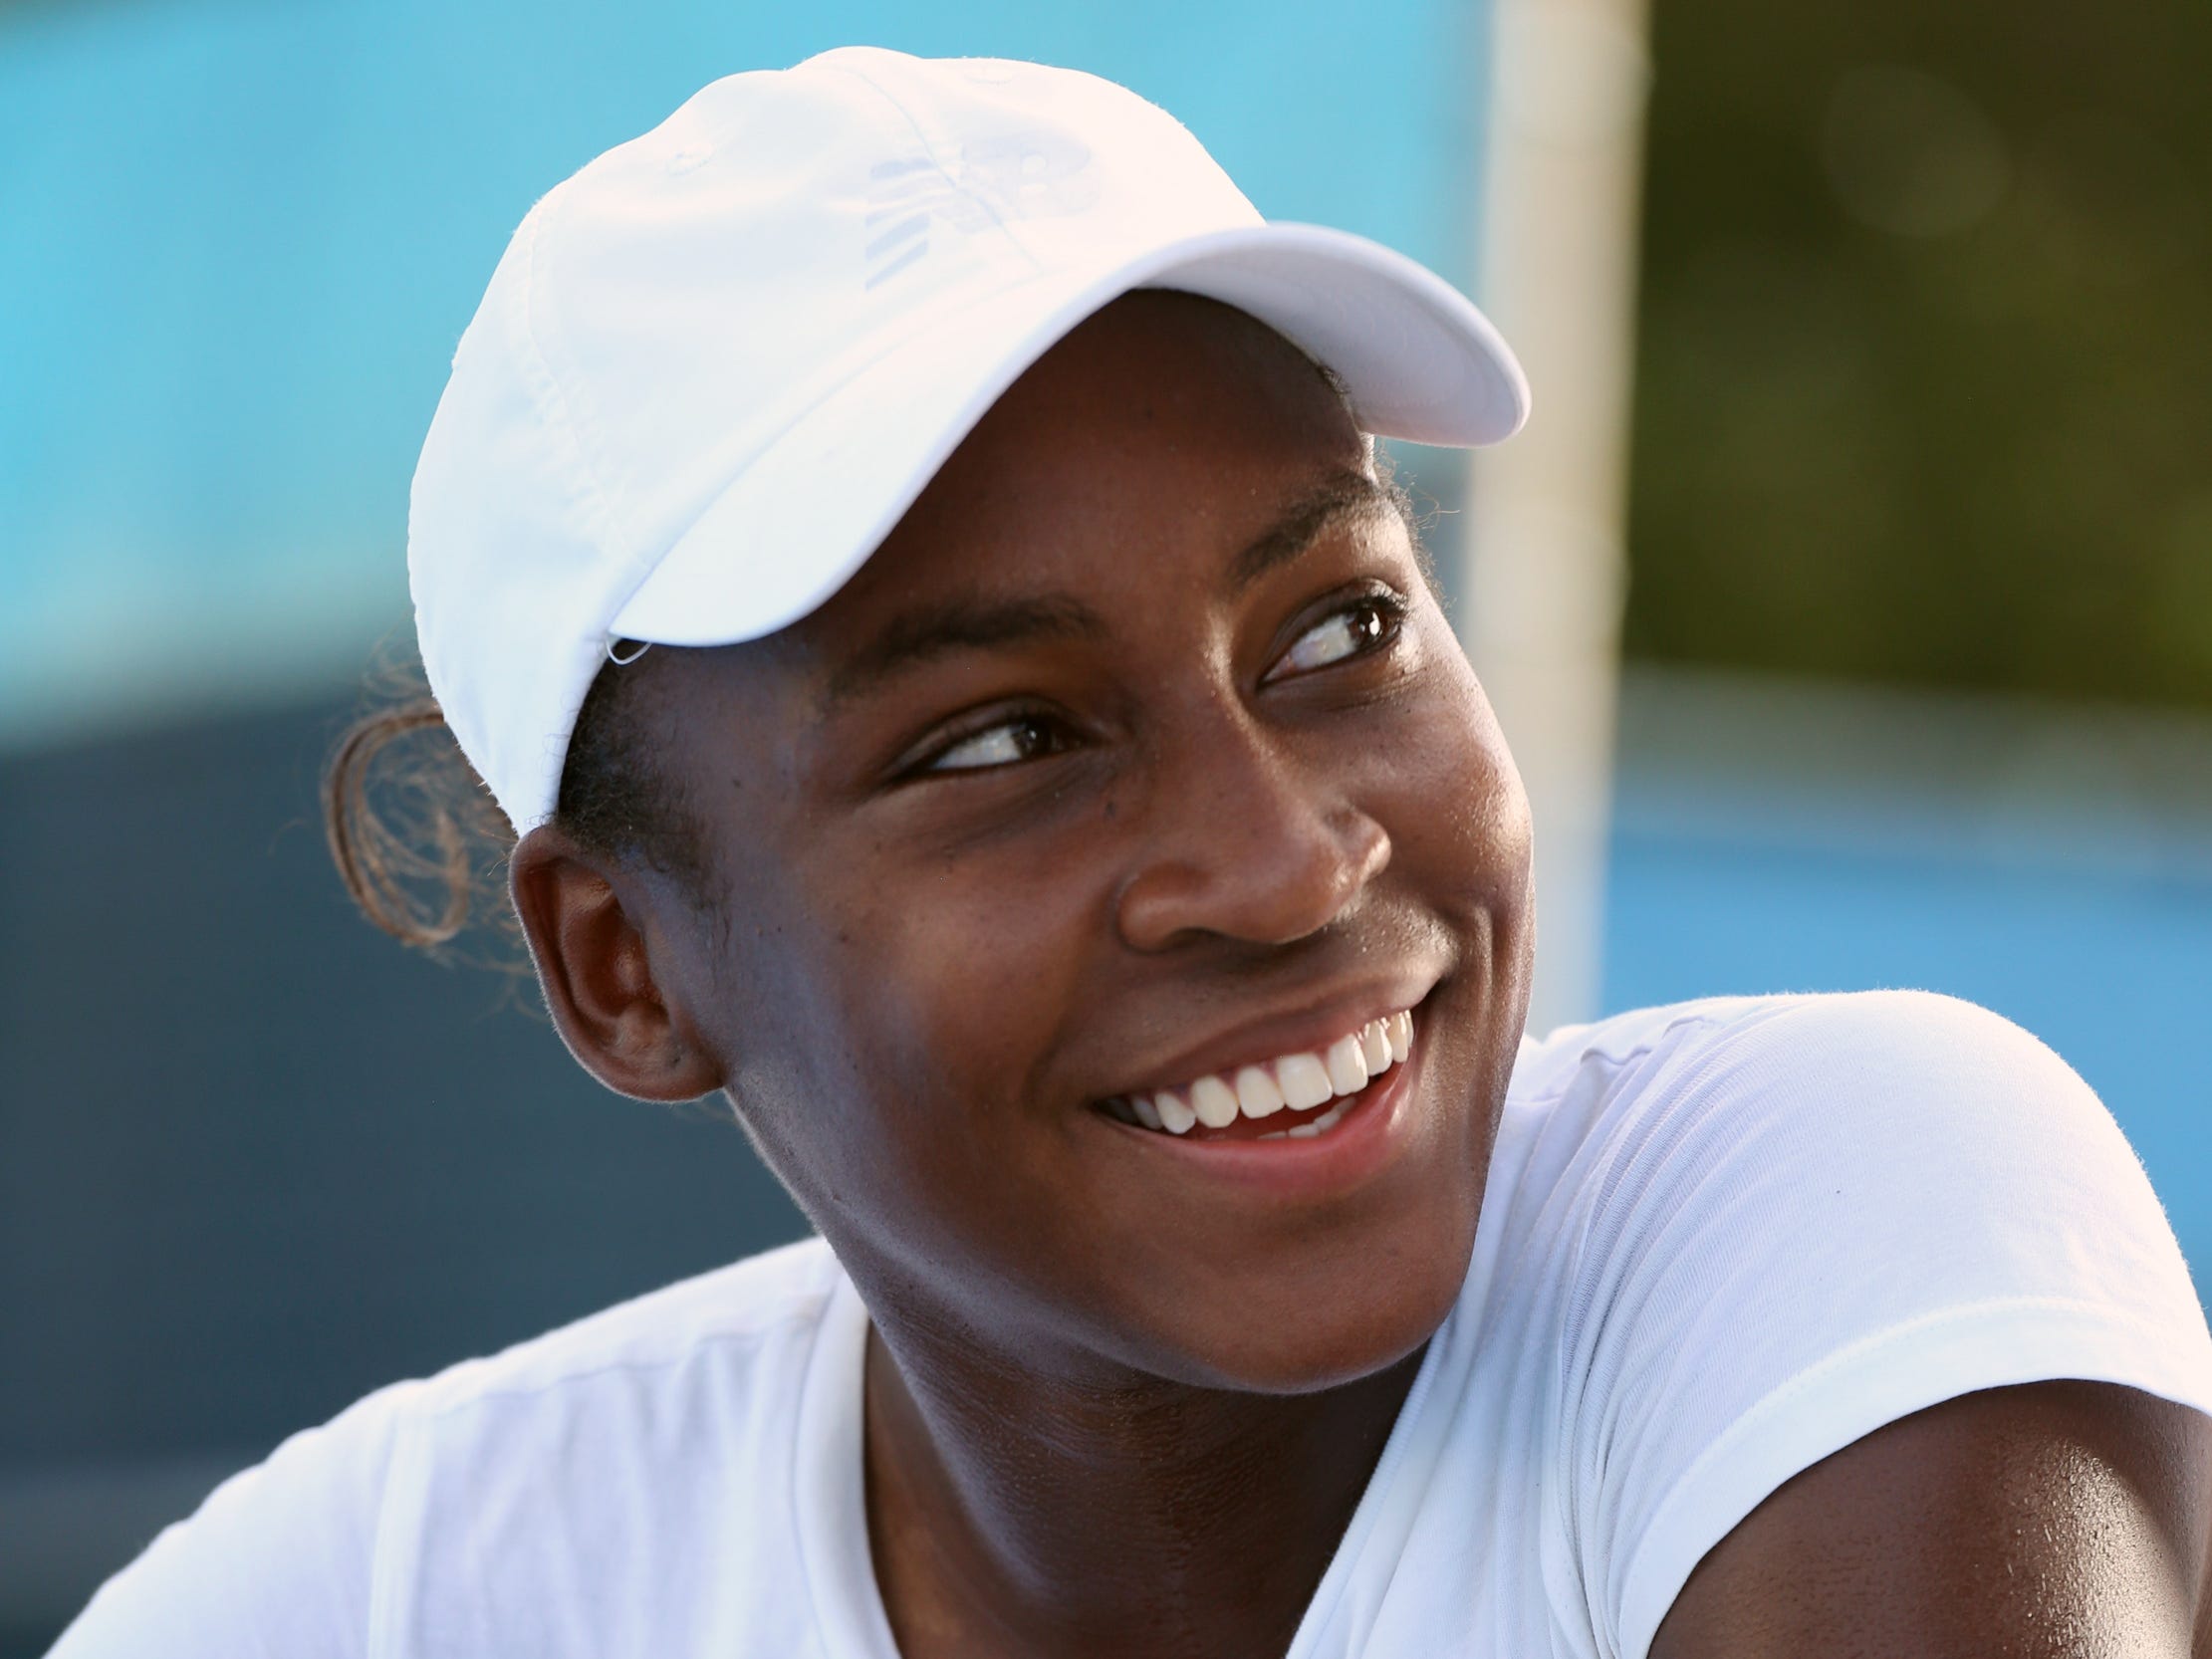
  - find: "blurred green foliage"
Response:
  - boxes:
[1626,0,2212,706]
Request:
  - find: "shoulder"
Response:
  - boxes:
[403,1232,843,1420]
[1493,989,2117,1281]
[1513,988,2206,1410]
[1509,985,2076,1112]
[1505,988,2138,1223]
[50,1236,845,1656]
[1491,992,2212,1659]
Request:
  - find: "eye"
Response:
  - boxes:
[921,712,1072,774]
[1266,593,1405,682]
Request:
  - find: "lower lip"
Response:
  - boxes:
[1104,1028,1425,1199]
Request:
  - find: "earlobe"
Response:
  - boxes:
[509,827,725,1102]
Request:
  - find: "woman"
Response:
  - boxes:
[54,46,2212,1659]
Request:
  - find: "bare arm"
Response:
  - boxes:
[1650,1380,2212,1658]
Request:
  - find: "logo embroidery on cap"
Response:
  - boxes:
[863,135,1100,289]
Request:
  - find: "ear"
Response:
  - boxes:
[508,824,725,1102]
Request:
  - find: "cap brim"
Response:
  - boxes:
[610,222,1529,646]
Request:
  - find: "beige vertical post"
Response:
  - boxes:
[1459,0,1652,1033]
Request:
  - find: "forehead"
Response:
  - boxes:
[825,291,1372,611]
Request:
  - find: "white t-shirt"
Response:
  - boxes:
[53,991,2212,1658]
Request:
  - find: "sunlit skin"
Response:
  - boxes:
[506,292,2212,1658]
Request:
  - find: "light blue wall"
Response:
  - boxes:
[0,0,1485,744]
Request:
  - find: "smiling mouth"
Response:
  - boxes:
[1099,1010,1414,1142]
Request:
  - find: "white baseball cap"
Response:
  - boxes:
[409,46,1530,832]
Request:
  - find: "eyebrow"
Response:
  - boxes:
[823,468,1400,709]
[824,592,1107,708]
[1228,469,1400,592]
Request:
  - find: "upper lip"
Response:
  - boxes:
[1097,977,1440,1102]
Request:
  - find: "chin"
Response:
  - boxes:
[1138,1200,1485,1396]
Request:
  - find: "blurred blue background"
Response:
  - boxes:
[2,0,2206,1647]
[0,0,1479,748]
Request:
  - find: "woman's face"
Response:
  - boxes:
[612,292,1534,1393]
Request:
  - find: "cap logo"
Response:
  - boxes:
[863,134,1099,289]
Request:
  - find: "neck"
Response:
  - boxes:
[861,1314,1423,1659]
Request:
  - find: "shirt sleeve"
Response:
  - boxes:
[1551,990,2212,1659]
[45,1383,410,1659]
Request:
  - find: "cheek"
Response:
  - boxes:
[1388,644,1535,920]
[1369,648,1538,1072]
[708,832,1096,1236]
[841,835,1098,1066]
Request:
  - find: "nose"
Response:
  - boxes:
[1112,706,1391,954]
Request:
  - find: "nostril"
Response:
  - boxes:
[1336,808,1392,888]
[1113,802,1391,953]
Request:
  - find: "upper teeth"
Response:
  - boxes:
[1121,1011,1413,1138]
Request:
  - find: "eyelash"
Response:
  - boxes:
[1260,589,1409,684]
[909,588,1410,778]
